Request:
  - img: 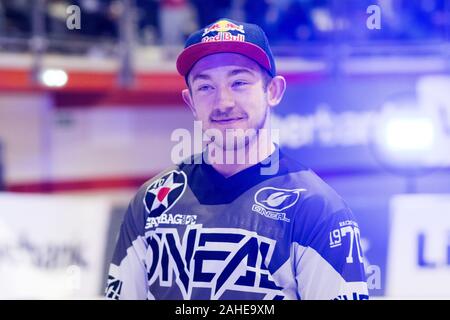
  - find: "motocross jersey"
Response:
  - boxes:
[106,148,368,300]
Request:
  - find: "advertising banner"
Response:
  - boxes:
[386,194,450,298]
[0,193,111,299]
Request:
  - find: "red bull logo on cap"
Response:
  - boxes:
[202,20,245,36]
[201,19,245,43]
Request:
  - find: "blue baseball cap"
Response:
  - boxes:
[176,18,276,78]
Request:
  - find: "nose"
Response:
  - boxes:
[214,85,235,112]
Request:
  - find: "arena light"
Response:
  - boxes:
[40,69,68,88]
[370,94,443,175]
[383,116,435,153]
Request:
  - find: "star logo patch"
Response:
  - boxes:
[143,170,187,217]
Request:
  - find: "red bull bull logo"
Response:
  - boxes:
[202,20,245,36]
[201,20,246,43]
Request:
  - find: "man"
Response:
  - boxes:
[106,18,369,300]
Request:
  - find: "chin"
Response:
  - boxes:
[226,133,256,151]
[224,140,248,151]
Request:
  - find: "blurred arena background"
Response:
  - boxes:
[1,0,450,299]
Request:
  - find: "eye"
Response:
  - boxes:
[232,80,248,88]
[197,84,214,92]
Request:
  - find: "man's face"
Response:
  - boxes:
[184,53,272,150]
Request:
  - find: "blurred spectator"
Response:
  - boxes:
[1,0,31,36]
[0,0,449,53]
[277,0,315,41]
[136,0,159,45]
[244,0,269,32]
[400,0,446,40]
[191,0,232,27]
[72,0,119,39]
[47,0,71,39]
[0,1,4,36]
[159,0,196,58]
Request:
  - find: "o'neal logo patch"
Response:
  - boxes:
[143,170,187,217]
[252,187,306,222]
[254,187,306,212]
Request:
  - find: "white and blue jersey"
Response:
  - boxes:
[106,149,368,300]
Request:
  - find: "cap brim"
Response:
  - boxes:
[176,41,272,77]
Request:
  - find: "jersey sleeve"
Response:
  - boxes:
[105,200,149,300]
[292,195,369,300]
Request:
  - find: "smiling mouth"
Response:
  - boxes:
[211,117,246,124]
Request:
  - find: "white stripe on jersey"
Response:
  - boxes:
[293,242,369,300]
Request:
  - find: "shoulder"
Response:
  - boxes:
[127,163,185,223]
[279,152,348,217]
[297,169,349,219]
[128,152,201,215]
[279,153,355,240]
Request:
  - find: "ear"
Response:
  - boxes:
[266,75,286,108]
[182,88,197,118]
